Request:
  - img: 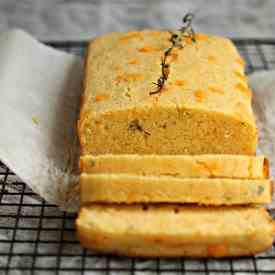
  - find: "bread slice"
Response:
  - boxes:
[76,204,275,257]
[80,174,272,205]
[80,154,269,179]
[78,31,257,155]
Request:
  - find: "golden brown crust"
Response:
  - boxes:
[78,30,257,155]
[77,232,273,258]
[263,157,270,178]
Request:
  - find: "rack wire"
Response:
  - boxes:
[1,39,275,275]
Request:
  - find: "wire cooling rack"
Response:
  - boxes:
[1,39,275,275]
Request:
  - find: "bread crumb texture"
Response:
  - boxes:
[79,154,268,179]
[80,174,272,205]
[76,205,275,257]
[78,30,257,155]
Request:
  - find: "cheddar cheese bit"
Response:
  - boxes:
[174,80,186,87]
[138,46,161,53]
[184,36,193,45]
[119,32,143,42]
[95,94,109,102]
[194,90,206,102]
[116,73,144,83]
[195,33,209,41]
[208,86,224,94]
[128,59,139,65]
[169,52,178,61]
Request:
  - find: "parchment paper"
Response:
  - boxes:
[0,29,274,213]
[250,72,275,209]
[0,29,83,212]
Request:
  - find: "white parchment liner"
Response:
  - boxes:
[0,29,82,212]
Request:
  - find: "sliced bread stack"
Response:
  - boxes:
[76,31,275,257]
[77,154,274,257]
[80,154,271,205]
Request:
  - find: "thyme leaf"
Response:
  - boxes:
[129,119,151,136]
[150,13,196,95]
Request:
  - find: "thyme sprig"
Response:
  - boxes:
[150,13,196,95]
[179,13,196,43]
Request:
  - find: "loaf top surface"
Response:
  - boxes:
[81,30,254,125]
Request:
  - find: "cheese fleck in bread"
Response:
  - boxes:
[78,31,257,155]
[80,154,268,179]
[80,174,272,205]
[76,205,275,257]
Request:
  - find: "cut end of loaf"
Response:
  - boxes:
[79,107,257,155]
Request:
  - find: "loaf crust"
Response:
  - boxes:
[76,205,275,257]
[78,31,257,155]
[80,174,272,205]
[80,154,269,179]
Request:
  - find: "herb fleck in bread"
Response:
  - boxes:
[80,174,272,205]
[78,31,257,155]
[76,205,275,257]
[80,154,268,179]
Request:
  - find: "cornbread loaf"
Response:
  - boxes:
[76,205,275,257]
[80,174,272,205]
[78,31,257,155]
[80,154,268,179]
